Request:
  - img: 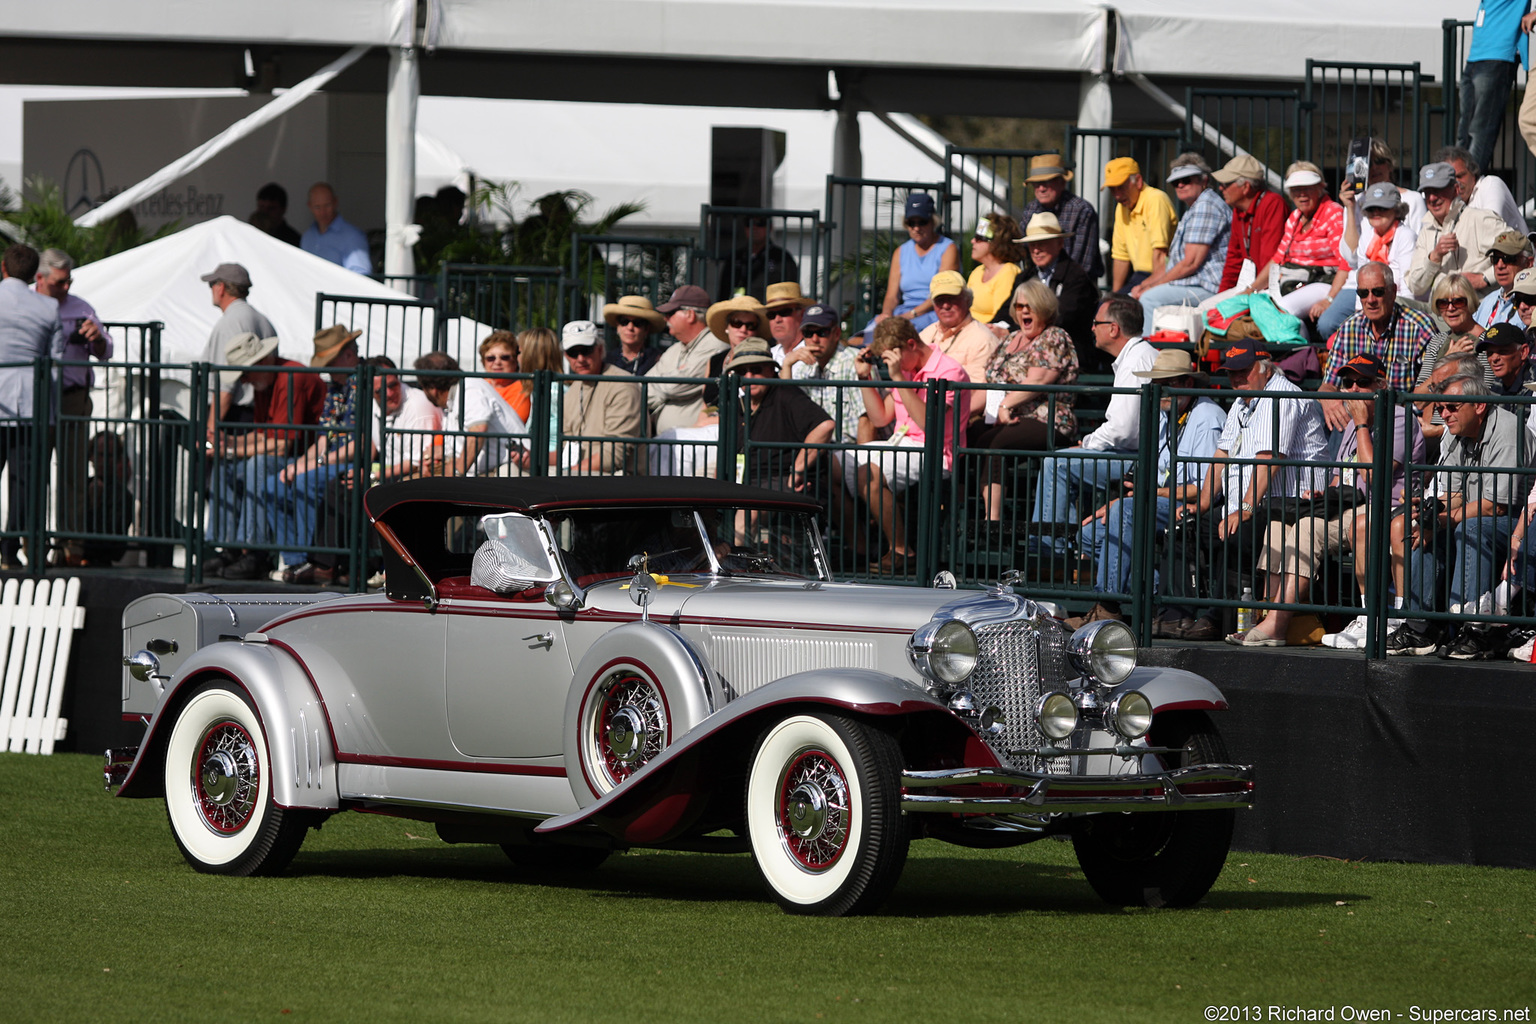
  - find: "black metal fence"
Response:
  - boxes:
[821,175,949,338]
[698,206,822,305]
[1303,59,1425,187]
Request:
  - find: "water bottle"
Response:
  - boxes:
[1236,587,1255,635]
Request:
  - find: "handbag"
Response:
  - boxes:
[1275,262,1333,296]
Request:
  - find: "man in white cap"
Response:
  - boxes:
[560,320,643,474]
[1405,162,1507,302]
[1129,152,1231,332]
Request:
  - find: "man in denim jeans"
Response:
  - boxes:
[1459,0,1530,173]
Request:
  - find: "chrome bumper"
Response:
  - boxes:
[901,762,1254,815]
[104,747,139,791]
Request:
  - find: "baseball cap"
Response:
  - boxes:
[1487,230,1533,257]
[655,284,711,314]
[800,304,838,330]
[904,193,936,220]
[1512,267,1536,297]
[562,320,601,351]
[200,263,252,289]
[1419,162,1457,191]
[1217,338,1269,372]
[1358,182,1402,212]
[1337,352,1386,382]
[1477,321,1527,350]
[1212,154,1266,185]
[929,270,966,299]
[724,338,777,374]
[1103,157,1140,188]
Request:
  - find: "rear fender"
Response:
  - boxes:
[541,668,953,843]
[114,640,339,811]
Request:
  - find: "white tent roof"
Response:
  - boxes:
[69,215,483,369]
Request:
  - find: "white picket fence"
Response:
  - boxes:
[0,577,85,755]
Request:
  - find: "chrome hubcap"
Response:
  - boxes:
[200,750,241,806]
[606,707,647,764]
[785,782,828,839]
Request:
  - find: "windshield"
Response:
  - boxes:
[544,506,829,584]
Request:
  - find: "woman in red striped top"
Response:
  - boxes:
[1243,161,1349,323]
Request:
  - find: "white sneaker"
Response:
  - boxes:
[1510,637,1535,662]
[1322,614,1368,649]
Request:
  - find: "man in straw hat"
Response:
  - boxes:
[725,338,833,491]
[1015,211,1101,371]
[1020,153,1103,279]
[263,324,366,580]
[1075,348,1224,627]
[1104,156,1177,296]
[207,332,326,580]
[648,284,729,434]
[602,294,666,376]
[762,281,814,362]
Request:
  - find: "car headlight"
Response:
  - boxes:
[1035,691,1078,741]
[909,620,977,685]
[1105,689,1153,740]
[1068,620,1137,685]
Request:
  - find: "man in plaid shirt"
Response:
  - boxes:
[1020,154,1104,281]
[1130,153,1232,329]
[1315,261,1435,430]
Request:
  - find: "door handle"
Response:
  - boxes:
[524,632,554,650]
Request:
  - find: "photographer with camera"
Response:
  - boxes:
[1386,373,1525,656]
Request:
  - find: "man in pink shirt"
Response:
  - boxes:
[843,316,968,573]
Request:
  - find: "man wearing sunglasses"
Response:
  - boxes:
[1406,162,1506,302]
[560,320,643,475]
[1314,261,1436,431]
[1474,320,1536,396]
[779,304,862,442]
[1473,230,1533,330]
[1387,374,1524,656]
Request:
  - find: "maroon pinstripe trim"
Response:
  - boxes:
[334,751,567,777]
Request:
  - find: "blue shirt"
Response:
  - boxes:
[301,214,372,274]
[1159,395,1225,490]
[1475,288,1521,330]
[1167,187,1232,293]
[1468,0,1530,67]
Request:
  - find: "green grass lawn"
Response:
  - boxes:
[3,753,1533,1024]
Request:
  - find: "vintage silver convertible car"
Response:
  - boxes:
[110,478,1252,916]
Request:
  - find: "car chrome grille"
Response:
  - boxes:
[708,632,876,697]
[971,619,1068,774]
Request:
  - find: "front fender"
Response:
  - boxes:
[1121,665,1229,713]
[115,639,339,811]
[540,668,951,842]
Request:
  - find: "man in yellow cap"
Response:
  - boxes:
[919,271,997,421]
[1104,157,1177,296]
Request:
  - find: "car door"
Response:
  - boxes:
[444,512,574,758]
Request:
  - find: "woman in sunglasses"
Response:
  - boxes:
[965,212,1025,328]
[478,331,531,421]
[601,294,666,376]
[871,192,959,337]
[1414,275,1492,389]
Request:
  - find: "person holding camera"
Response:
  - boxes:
[1386,373,1525,656]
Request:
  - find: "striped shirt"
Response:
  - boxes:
[1273,198,1347,271]
[1168,187,1232,293]
[1217,371,1329,512]
[1323,304,1436,391]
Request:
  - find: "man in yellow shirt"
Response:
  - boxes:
[1106,157,1177,295]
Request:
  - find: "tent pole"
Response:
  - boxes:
[385,45,420,279]
[830,80,862,315]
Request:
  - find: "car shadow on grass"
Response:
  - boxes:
[285,845,1363,916]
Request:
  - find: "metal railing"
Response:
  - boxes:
[1184,88,1302,184]
[567,234,696,325]
[436,263,568,356]
[315,292,441,372]
[698,206,823,305]
[941,146,1051,244]
[1303,60,1425,188]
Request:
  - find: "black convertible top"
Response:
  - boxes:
[365,476,822,520]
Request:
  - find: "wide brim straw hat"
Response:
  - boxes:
[1025,153,1074,184]
[706,295,771,342]
[1013,212,1074,244]
[602,294,667,331]
[763,281,814,311]
[311,324,363,367]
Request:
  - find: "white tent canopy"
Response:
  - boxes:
[69,215,485,370]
